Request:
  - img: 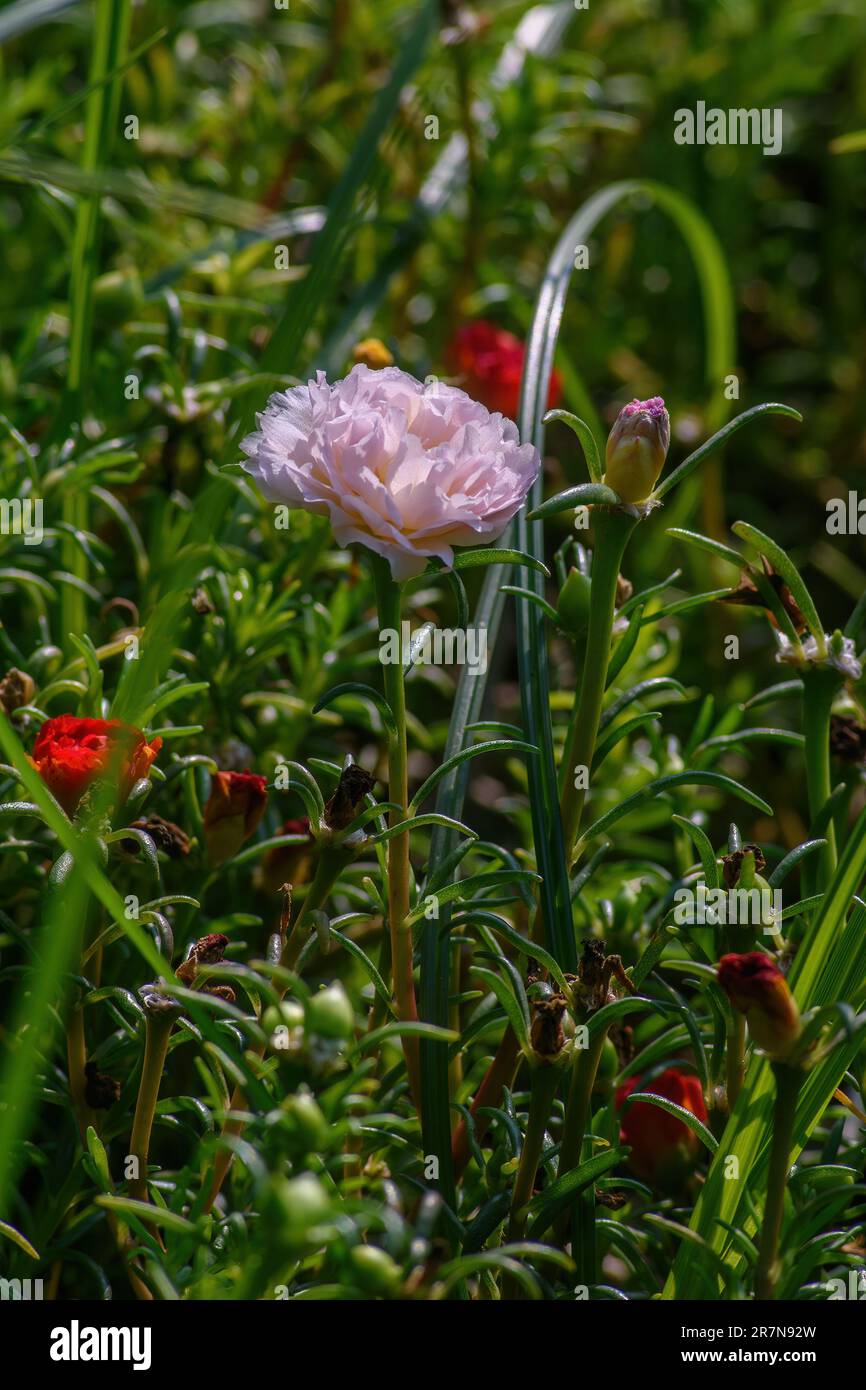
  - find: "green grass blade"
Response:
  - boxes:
[60,0,132,643]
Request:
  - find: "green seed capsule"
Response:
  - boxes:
[307,983,354,1040]
[280,1090,329,1156]
[92,269,144,325]
[556,567,593,638]
[269,1173,330,1246]
[347,1245,402,1296]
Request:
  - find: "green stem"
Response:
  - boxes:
[504,1061,561,1295]
[66,1000,92,1145]
[755,1062,803,1300]
[802,668,839,889]
[508,1062,560,1239]
[726,1011,746,1111]
[281,844,351,970]
[559,509,636,862]
[128,1012,173,1205]
[555,1027,607,1255]
[371,555,421,1109]
[61,0,132,644]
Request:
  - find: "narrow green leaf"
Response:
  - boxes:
[542,409,604,482]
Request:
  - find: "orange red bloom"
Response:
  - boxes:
[448,320,562,421]
[615,1066,707,1187]
[717,952,802,1060]
[32,715,162,815]
[202,769,268,866]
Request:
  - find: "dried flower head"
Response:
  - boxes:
[0,667,36,715]
[529,993,568,1058]
[720,559,806,634]
[324,763,376,831]
[83,1061,121,1110]
[722,843,767,889]
[829,713,866,765]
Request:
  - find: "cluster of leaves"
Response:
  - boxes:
[1,0,866,1302]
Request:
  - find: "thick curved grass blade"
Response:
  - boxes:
[656,403,802,501]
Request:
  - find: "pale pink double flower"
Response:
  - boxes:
[240,365,540,580]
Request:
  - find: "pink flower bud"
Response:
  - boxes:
[604,397,670,504]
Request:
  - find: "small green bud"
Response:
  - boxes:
[280,1090,329,1156]
[92,269,144,325]
[347,1245,402,1296]
[261,1000,304,1039]
[269,1173,331,1248]
[556,567,592,638]
[307,983,354,1040]
[604,397,670,504]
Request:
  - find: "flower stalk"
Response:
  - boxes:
[559,507,637,862]
[128,1011,174,1204]
[801,668,839,889]
[371,554,421,1109]
[755,1061,803,1299]
[508,1061,560,1235]
[554,1028,608,1251]
[558,1028,608,1181]
[726,1011,746,1110]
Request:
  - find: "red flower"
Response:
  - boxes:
[718,952,802,1060]
[32,715,162,816]
[615,1067,707,1187]
[259,816,313,896]
[447,320,563,421]
[202,769,268,866]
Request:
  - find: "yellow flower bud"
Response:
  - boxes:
[352,338,394,370]
[603,397,670,503]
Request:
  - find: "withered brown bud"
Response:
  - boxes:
[530,994,568,1057]
[176,932,230,985]
[615,574,634,608]
[722,843,767,889]
[609,1022,635,1069]
[128,814,191,859]
[205,984,237,1005]
[84,1061,121,1110]
[175,956,197,986]
[190,932,229,965]
[595,1188,628,1210]
[259,817,313,896]
[0,667,36,715]
[829,714,866,765]
[575,938,635,1013]
[578,938,607,988]
[191,586,215,615]
[324,763,376,830]
[719,559,806,635]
